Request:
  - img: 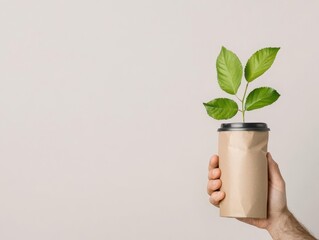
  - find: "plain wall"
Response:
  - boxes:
[0,0,318,239]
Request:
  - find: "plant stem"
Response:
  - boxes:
[241,82,249,122]
[235,95,243,102]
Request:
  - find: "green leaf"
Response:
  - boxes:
[245,87,280,111]
[216,46,243,95]
[203,98,238,120]
[244,47,280,82]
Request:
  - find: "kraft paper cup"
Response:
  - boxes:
[218,122,269,218]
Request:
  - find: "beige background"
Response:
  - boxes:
[0,0,318,239]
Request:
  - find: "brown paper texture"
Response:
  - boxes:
[218,131,268,218]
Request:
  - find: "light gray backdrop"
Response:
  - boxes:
[0,0,318,239]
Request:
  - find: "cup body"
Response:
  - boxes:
[218,123,269,218]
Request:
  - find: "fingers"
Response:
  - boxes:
[267,152,286,190]
[208,168,221,180]
[207,154,225,207]
[209,191,225,207]
[207,179,222,195]
[208,155,219,170]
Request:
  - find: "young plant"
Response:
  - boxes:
[203,46,280,122]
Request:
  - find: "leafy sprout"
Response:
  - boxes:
[203,46,280,122]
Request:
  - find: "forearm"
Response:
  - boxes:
[267,210,316,240]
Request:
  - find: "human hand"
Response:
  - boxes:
[207,152,288,230]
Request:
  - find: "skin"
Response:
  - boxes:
[207,153,316,240]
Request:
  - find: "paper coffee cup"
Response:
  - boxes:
[218,122,269,218]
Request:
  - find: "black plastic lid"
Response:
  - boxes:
[217,122,270,132]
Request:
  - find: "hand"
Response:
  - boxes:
[207,152,288,230]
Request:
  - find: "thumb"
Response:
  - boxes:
[267,152,285,187]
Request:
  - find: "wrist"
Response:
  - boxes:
[266,209,316,240]
[266,208,291,239]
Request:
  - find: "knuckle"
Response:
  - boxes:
[207,181,213,194]
[209,180,216,190]
[209,196,218,206]
[212,169,219,179]
[214,179,221,189]
[208,170,213,179]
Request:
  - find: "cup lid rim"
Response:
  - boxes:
[217,122,270,132]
